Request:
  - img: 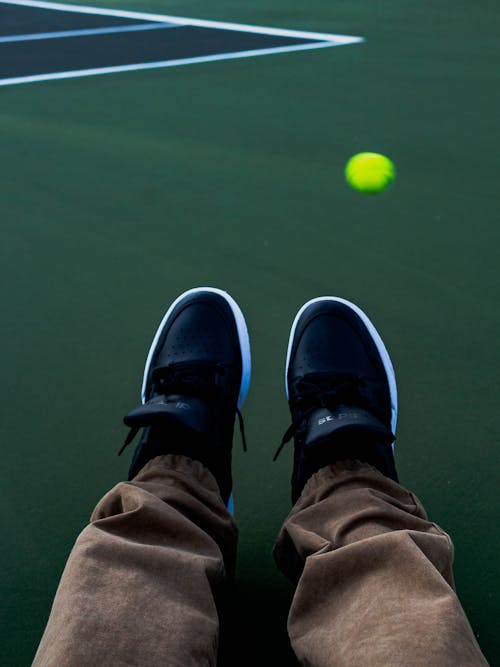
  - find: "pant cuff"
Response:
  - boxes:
[298,459,386,504]
[132,454,222,497]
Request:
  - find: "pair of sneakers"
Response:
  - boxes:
[121,287,399,508]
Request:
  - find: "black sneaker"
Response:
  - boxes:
[274,297,398,504]
[120,287,251,508]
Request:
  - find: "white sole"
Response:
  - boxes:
[285,296,398,436]
[141,286,252,409]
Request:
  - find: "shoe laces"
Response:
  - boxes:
[119,360,247,455]
[273,373,367,461]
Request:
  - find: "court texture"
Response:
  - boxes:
[1,0,499,664]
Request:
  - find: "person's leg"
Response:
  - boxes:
[34,455,236,667]
[33,287,251,667]
[274,462,487,666]
[273,297,488,667]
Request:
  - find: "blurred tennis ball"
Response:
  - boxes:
[345,152,395,194]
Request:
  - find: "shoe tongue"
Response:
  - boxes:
[123,394,211,434]
[304,405,394,448]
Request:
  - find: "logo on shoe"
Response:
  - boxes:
[175,401,191,410]
[318,411,360,426]
[318,415,336,426]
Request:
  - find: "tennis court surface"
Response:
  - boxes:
[0,0,362,85]
[2,0,499,664]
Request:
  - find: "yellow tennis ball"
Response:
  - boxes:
[345,152,395,194]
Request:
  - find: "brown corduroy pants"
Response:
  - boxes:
[33,455,488,666]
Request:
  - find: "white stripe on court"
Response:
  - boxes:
[0,41,345,87]
[0,0,364,44]
[0,22,177,43]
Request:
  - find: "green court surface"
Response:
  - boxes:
[2,0,499,664]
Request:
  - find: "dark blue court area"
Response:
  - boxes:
[0,0,355,85]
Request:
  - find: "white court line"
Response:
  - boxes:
[0,41,342,86]
[0,22,177,43]
[0,0,364,43]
